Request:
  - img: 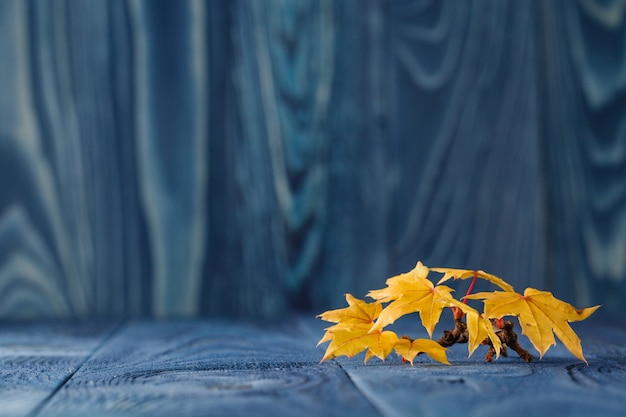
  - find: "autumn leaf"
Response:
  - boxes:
[465,288,600,363]
[317,293,381,327]
[317,294,399,364]
[431,267,514,292]
[394,337,450,365]
[367,262,454,337]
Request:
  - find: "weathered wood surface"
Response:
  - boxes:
[1,0,625,320]
[1,318,624,417]
[0,322,118,417]
[539,0,626,311]
[34,320,377,417]
[322,316,626,417]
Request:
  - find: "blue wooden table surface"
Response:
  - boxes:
[1,316,624,417]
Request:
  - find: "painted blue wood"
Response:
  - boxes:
[0,322,117,417]
[539,0,626,312]
[36,319,378,417]
[382,0,545,287]
[309,315,626,417]
[0,318,619,417]
[0,0,624,319]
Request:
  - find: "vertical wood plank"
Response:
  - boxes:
[130,0,209,316]
[385,0,545,290]
[203,0,340,315]
[539,0,626,311]
[314,0,401,311]
[0,0,87,318]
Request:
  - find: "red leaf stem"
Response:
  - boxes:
[463,272,478,304]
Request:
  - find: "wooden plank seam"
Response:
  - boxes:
[334,359,385,417]
[26,321,126,417]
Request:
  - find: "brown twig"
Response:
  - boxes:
[436,317,468,347]
[483,320,533,362]
[431,314,534,363]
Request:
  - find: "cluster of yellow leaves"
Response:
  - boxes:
[317,261,600,365]
[317,293,448,365]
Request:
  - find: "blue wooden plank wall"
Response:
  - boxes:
[0,0,624,319]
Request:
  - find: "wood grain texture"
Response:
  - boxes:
[0,318,618,417]
[539,0,626,311]
[36,320,379,417]
[0,322,117,417]
[307,315,626,417]
[0,0,152,318]
[0,0,624,319]
[378,0,546,300]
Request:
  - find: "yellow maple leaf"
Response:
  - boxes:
[394,338,450,365]
[317,294,399,364]
[431,267,514,292]
[367,262,454,337]
[465,288,600,363]
[318,293,382,327]
[445,298,502,358]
